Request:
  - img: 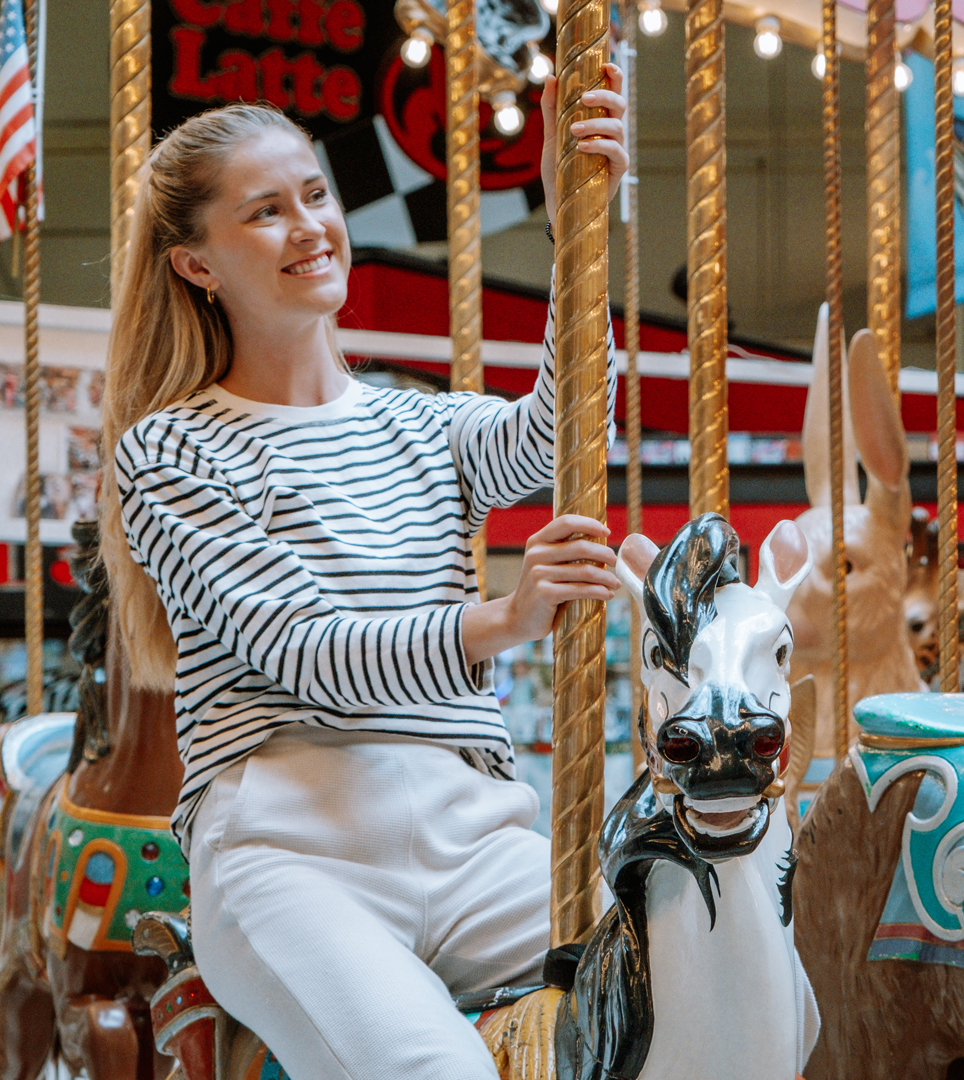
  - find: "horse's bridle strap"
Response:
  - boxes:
[858,733,964,750]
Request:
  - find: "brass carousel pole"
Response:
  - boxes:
[22,0,42,717]
[934,0,960,691]
[620,1,645,775]
[550,0,610,947]
[686,0,728,519]
[865,0,901,397]
[445,0,487,600]
[110,0,151,294]
[822,0,850,758]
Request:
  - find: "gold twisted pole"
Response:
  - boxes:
[551,0,610,948]
[445,0,487,600]
[110,0,151,296]
[686,0,728,519]
[823,0,849,758]
[865,0,901,398]
[620,4,645,775]
[22,0,42,717]
[934,0,960,692]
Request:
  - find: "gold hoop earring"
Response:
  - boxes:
[206,286,215,305]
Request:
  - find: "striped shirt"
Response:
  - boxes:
[116,291,616,852]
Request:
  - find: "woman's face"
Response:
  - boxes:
[176,127,350,326]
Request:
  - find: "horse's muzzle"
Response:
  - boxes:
[656,682,784,861]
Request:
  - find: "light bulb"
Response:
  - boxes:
[953,58,964,96]
[492,94,525,136]
[811,51,825,79]
[539,0,558,14]
[638,0,668,37]
[753,16,782,59]
[894,53,913,91]
[401,28,433,69]
[528,51,553,84]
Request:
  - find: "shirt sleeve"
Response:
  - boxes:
[116,432,488,713]
[430,268,618,534]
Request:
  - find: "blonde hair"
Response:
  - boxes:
[100,102,345,689]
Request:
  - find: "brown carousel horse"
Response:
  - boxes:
[794,692,964,1079]
[0,520,184,1080]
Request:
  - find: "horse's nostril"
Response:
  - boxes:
[753,732,783,759]
[662,735,701,764]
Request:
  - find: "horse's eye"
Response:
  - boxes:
[775,643,789,666]
[910,620,925,634]
[648,642,663,669]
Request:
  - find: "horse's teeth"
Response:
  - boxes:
[684,795,760,813]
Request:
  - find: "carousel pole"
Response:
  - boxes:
[110,0,151,295]
[933,0,960,691]
[865,0,901,397]
[550,0,610,946]
[619,3,645,774]
[685,0,728,519]
[22,0,42,717]
[444,0,487,599]
[822,0,850,758]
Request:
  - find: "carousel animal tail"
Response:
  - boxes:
[477,987,565,1080]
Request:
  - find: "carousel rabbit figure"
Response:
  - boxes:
[0,519,185,1080]
[784,305,921,812]
[136,514,820,1080]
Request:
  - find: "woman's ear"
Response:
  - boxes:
[170,246,219,292]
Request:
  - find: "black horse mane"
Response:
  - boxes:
[643,513,741,685]
[66,519,110,772]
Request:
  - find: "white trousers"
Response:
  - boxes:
[189,726,551,1080]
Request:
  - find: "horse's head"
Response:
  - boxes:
[616,514,811,863]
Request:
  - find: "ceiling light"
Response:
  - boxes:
[492,92,525,136]
[753,16,783,59]
[528,50,554,84]
[638,0,668,37]
[894,52,913,91]
[400,28,433,69]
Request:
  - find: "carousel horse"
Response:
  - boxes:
[903,507,964,691]
[784,304,921,809]
[134,513,818,1080]
[0,519,185,1080]
[794,692,964,1079]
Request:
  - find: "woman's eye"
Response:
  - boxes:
[253,205,277,220]
[307,188,328,203]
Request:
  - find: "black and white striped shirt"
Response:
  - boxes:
[116,292,616,851]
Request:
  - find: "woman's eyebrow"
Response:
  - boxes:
[236,174,324,211]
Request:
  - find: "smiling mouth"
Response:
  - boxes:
[283,253,331,275]
[683,796,764,837]
[672,793,771,861]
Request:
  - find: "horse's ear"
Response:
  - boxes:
[616,534,660,609]
[755,520,812,611]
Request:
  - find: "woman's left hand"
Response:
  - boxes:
[541,62,629,228]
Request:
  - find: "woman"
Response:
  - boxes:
[101,72,627,1080]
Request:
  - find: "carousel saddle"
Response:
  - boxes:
[1,712,75,870]
[850,693,964,950]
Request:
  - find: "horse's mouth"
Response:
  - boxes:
[673,793,770,862]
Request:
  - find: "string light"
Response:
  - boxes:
[811,50,825,79]
[894,52,913,91]
[753,16,782,59]
[492,92,525,136]
[400,27,433,69]
[638,0,668,37]
[539,0,558,15]
[953,58,964,96]
[528,49,554,84]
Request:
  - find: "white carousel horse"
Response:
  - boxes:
[136,513,820,1080]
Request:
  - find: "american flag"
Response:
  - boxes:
[0,0,37,241]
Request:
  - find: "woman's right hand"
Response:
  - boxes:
[462,515,620,666]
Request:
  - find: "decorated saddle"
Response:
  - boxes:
[849,692,964,966]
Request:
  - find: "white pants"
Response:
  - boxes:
[189,726,551,1080]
